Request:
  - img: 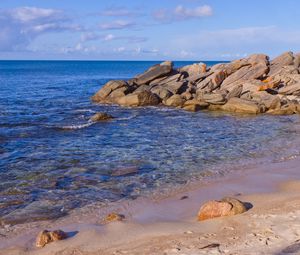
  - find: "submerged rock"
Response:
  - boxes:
[36,229,67,248]
[198,197,247,221]
[90,112,113,122]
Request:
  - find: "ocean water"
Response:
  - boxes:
[1,60,300,224]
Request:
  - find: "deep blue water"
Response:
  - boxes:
[1,61,300,224]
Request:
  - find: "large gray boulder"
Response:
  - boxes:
[135,61,173,85]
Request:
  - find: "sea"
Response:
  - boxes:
[1,60,300,224]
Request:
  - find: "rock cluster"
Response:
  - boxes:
[92,52,300,114]
[198,197,247,221]
[36,229,67,247]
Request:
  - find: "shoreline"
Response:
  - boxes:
[2,156,300,254]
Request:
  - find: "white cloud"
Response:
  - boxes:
[174,5,213,19]
[99,7,143,17]
[99,20,136,30]
[153,4,213,23]
[0,6,81,51]
[80,32,147,43]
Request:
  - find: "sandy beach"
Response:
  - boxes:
[1,156,300,255]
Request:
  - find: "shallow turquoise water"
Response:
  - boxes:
[1,61,300,224]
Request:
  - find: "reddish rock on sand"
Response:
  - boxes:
[198,197,247,221]
[36,229,67,247]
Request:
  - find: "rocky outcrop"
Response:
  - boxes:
[91,51,300,115]
[198,197,247,221]
[36,230,67,248]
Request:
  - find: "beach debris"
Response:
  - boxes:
[90,112,113,122]
[200,243,220,249]
[103,212,125,224]
[180,195,189,200]
[197,197,247,221]
[92,51,300,115]
[36,229,67,248]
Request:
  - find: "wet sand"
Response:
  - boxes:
[1,157,300,255]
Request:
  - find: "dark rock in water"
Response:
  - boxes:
[0,201,67,226]
[135,61,173,85]
[90,112,113,122]
[36,229,67,248]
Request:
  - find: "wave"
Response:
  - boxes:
[59,121,95,130]
[75,109,96,113]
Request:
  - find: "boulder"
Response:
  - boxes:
[117,91,160,107]
[198,197,247,221]
[183,99,209,112]
[269,51,295,76]
[92,80,128,102]
[164,81,188,94]
[36,230,67,248]
[90,112,113,122]
[251,92,281,110]
[151,86,173,100]
[179,63,207,77]
[149,73,181,86]
[222,97,265,114]
[197,92,226,105]
[226,84,243,100]
[164,95,185,107]
[267,103,297,115]
[135,61,173,85]
[278,83,300,95]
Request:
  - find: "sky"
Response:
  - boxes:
[1,0,300,61]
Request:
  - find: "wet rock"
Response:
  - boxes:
[117,91,160,107]
[36,229,67,248]
[164,95,185,107]
[183,99,209,112]
[198,197,247,221]
[111,166,139,177]
[135,61,173,85]
[222,97,265,114]
[267,103,297,115]
[90,112,113,122]
[103,212,125,224]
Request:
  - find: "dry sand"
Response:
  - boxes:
[1,157,300,255]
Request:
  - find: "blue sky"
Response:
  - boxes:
[1,0,300,60]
